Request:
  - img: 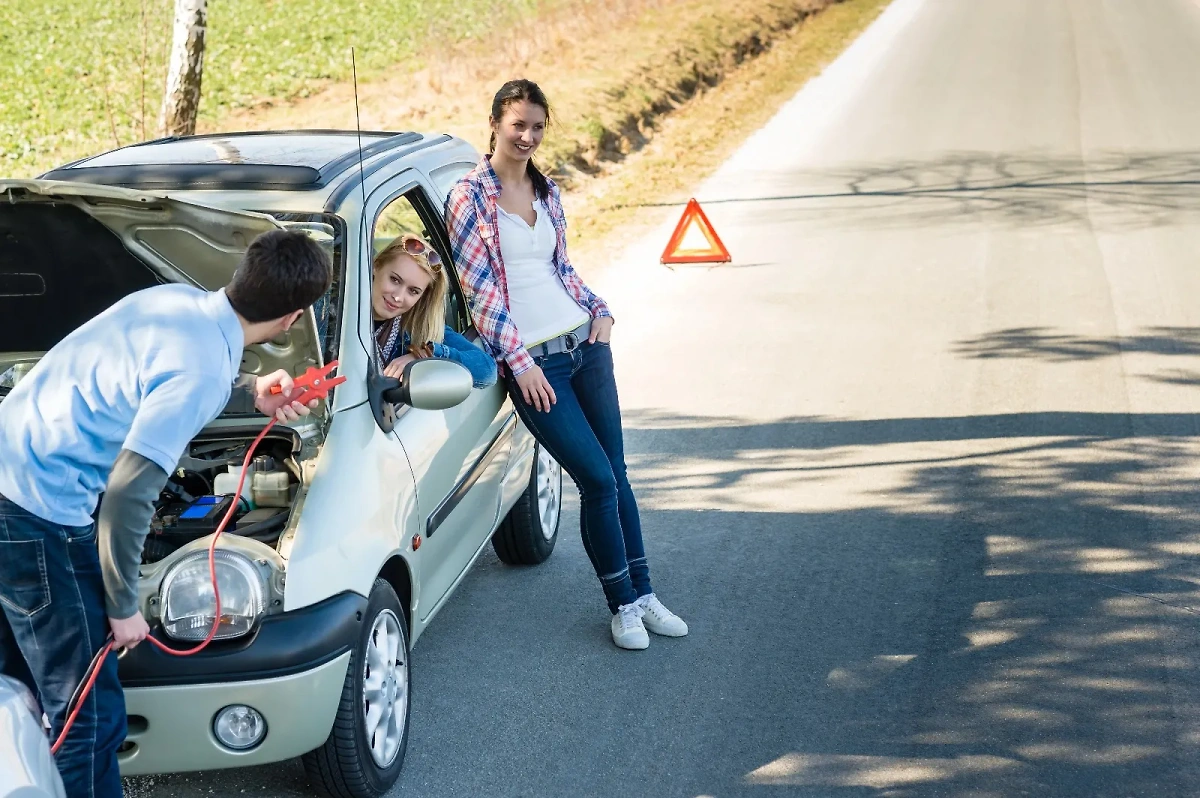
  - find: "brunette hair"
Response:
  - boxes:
[227,229,331,322]
[489,79,552,201]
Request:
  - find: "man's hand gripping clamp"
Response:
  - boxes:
[270,360,347,405]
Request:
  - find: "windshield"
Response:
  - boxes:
[265,212,347,365]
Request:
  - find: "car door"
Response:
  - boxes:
[365,177,513,623]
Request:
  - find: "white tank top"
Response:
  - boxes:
[497,198,589,347]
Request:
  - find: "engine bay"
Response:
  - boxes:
[3,362,316,567]
[144,432,302,564]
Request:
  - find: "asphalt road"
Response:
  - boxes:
[127,0,1200,796]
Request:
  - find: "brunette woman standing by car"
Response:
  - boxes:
[444,79,687,650]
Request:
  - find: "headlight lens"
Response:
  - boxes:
[161,550,266,641]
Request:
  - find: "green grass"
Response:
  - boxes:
[0,0,554,175]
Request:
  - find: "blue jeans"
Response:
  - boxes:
[508,340,652,613]
[0,497,126,798]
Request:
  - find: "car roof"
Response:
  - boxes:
[39,130,434,192]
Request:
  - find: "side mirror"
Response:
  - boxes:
[392,359,473,410]
[367,360,474,433]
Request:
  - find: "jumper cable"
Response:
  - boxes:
[51,362,345,755]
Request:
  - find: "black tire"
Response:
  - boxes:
[303,579,411,798]
[492,443,562,565]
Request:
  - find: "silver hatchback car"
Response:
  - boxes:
[0,130,565,797]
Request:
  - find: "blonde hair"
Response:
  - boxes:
[373,234,447,346]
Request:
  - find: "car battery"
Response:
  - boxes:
[156,495,241,537]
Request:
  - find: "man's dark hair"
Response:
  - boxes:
[226,229,332,323]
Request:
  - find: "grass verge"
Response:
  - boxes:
[4,0,893,274]
[215,0,845,185]
[563,0,893,268]
[208,0,890,265]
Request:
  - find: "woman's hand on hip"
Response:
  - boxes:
[588,316,614,344]
[515,364,556,412]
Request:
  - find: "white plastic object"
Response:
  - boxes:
[213,465,255,508]
[0,674,67,797]
[252,471,291,508]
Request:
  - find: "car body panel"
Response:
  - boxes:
[278,403,419,613]
[119,652,350,775]
[394,397,511,624]
[1,131,545,778]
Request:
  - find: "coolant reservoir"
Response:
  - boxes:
[214,466,255,508]
[252,471,291,507]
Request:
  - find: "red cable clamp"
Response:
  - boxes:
[269,360,347,404]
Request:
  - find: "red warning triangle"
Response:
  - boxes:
[660,198,731,265]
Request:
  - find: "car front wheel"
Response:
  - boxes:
[303,579,410,798]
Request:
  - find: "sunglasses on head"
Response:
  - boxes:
[400,234,442,270]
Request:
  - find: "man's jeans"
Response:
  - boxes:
[508,340,653,613]
[0,496,126,798]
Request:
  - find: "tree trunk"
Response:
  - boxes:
[160,0,207,137]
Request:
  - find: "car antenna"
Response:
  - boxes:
[351,47,375,363]
[352,47,369,216]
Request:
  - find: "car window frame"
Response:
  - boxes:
[405,181,472,337]
[256,210,348,366]
[427,162,476,204]
[354,172,482,431]
[366,183,471,341]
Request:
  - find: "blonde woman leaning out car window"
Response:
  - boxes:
[371,232,496,389]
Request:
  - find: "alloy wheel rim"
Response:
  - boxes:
[537,448,562,542]
[362,609,407,768]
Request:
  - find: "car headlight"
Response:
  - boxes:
[160,550,266,641]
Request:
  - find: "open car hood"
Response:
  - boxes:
[0,179,326,402]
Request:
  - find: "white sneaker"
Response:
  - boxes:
[611,603,649,650]
[636,593,688,637]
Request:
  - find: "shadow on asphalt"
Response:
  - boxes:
[614,409,1200,797]
[127,407,1200,797]
[691,149,1200,234]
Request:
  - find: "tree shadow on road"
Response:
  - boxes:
[609,409,1200,797]
[951,326,1200,390]
[953,326,1200,363]
[701,149,1200,233]
[125,408,1200,798]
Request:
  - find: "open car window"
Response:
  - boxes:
[370,189,467,335]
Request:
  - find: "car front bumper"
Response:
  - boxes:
[119,651,350,775]
[117,590,365,775]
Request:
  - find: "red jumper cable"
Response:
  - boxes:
[51,362,346,755]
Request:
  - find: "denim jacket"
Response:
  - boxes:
[377,322,497,389]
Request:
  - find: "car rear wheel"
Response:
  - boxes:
[303,579,410,798]
[492,443,562,565]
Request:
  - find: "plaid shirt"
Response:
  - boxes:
[444,157,611,376]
